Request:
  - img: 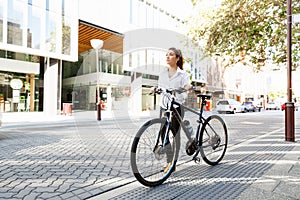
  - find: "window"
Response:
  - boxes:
[27,0,43,49]
[0,0,4,42]
[1,0,77,61]
[45,0,61,53]
[61,0,73,55]
[7,0,25,46]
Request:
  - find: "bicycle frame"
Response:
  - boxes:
[130,88,227,187]
[160,91,208,148]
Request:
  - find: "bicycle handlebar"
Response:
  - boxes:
[153,87,191,95]
[150,86,211,101]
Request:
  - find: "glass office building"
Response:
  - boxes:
[0,0,78,113]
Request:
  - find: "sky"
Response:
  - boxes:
[149,0,193,19]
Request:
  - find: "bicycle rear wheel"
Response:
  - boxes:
[199,115,227,165]
[130,118,178,187]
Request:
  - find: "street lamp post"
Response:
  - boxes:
[285,0,295,142]
[90,39,104,121]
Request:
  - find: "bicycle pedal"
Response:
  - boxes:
[193,157,201,164]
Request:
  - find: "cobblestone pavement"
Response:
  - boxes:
[0,110,299,199]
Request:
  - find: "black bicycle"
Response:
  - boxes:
[130,87,228,187]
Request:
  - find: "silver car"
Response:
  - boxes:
[216,99,245,114]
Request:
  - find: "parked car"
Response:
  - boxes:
[216,99,245,114]
[243,101,256,112]
[255,101,263,112]
[266,102,279,110]
[281,102,299,111]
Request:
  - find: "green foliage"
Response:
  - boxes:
[268,90,286,101]
[187,0,300,70]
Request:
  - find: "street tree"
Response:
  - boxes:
[187,0,300,71]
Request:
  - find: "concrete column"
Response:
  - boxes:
[44,58,59,116]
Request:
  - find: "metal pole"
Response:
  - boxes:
[96,49,101,121]
[90,39,103,121]
[285,0,294,142]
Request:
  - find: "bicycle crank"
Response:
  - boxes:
[186,139,197,156]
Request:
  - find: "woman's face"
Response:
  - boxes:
[166,50,178,67]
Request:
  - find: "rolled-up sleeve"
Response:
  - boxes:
[181,72,191,88]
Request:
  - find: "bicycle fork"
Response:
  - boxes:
[153,111,172,154]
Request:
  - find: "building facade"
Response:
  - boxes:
[62,0,224,114]
[0,0,225,115]
[0,0,78,114]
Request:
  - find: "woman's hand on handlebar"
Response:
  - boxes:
[149,86,194,95]
[149,86,161,95]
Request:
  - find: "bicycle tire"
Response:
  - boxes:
[199,115,228,166]
[130,118,178,187]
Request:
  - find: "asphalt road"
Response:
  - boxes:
[218,110,286,145]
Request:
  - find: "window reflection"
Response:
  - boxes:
[45,3,58,53]
[0,0,3,42]
[1,0,77,61]
[27,0,43,49]
[7,0,25,46]
[62,18,71,55]
[62,0,72,55]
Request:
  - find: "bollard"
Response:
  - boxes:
[285,102,295,142]
[97,103,101,121]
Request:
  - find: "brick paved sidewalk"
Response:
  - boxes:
[0,111,299,199]
[0,111,148,200]
[95,127,300,200]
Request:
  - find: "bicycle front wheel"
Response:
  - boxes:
[130,118,178,187]
[199,115,228,166]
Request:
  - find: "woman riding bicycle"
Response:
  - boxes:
[157,47,191,173]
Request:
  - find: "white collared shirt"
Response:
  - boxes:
[158,68,191,108]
